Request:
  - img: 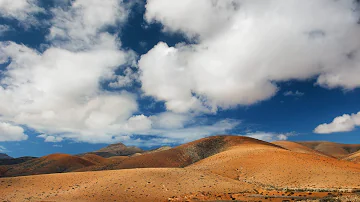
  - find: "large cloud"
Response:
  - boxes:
[0,0,43,26]
[0,122,28,142]
[141,0,360,113]
[0,0,241,144]
[0,0,139,143]
[314,112,360,134]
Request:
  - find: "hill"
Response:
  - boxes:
[297,141,360,158]
[0,153,12,159]
[189,141,360,189]
[0,168,257,202]
[272,141,331,157]
[0,135,360,201]
[77,135,283,171]
[343,150,360,163]
[0,153,95,177]
[0,136,360,201]
[0,156,37,166]
[83,142,143,158]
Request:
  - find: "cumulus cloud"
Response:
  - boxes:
[0,122,28,142]
[0,0,145,143]
[314,112,360,134]
[245,132,290,142]
[0,0,241,144]
[0,145,7,152]
[141,0,360,113]
[48,0,129,50]
[284,90,305,97]
[0,0,43,26]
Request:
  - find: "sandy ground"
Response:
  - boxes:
[0,168,255,202]
[189,144,360,189]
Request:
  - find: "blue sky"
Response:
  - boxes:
[0,0,360,157]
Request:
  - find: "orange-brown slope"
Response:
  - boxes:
[0,168,256,202]
[78,135,284,171]
[189,143,360,189]
[272,141,331,157]
[79,154,107,164]
[343,150,360,163]
[0,153,95,177]
[297,141,360,158]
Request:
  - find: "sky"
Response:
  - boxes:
[0,0,360,158]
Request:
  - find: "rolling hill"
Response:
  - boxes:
[272,141,331,157]
[81,142,143,158]
[77,135,284,171]
[189,140,360,189]
[1,135,359,202]
[343,150,360,163]
[0,153,95,177]
[297,141,360,158]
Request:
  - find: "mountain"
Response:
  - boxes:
[84,142,143,158]
[0,153,12,159]
[297,141,360,158]
[0,156,37,166]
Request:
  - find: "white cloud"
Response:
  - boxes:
[119,118,241,146]
[0,0,143,144]
[150,112,191,129]
[141,0,360,113]
[284,90,304,97]
[314,112,360,134]
[0,0,43,26]
[37,134,63,143]
[0,25,12,36]
[245,132,290,142]
[0,122,28,142]
[109,67,139,88]
[48,0,128,51]
[0,145,7,152]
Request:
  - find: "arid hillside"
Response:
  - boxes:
[297,141,360,158]
[81,142,143,158]
[0,154,95,177]
[343,150,360,163]
[189,140,360,189]
[272,141,331,157]
[1,136,360,202]
[78,135,284,172]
